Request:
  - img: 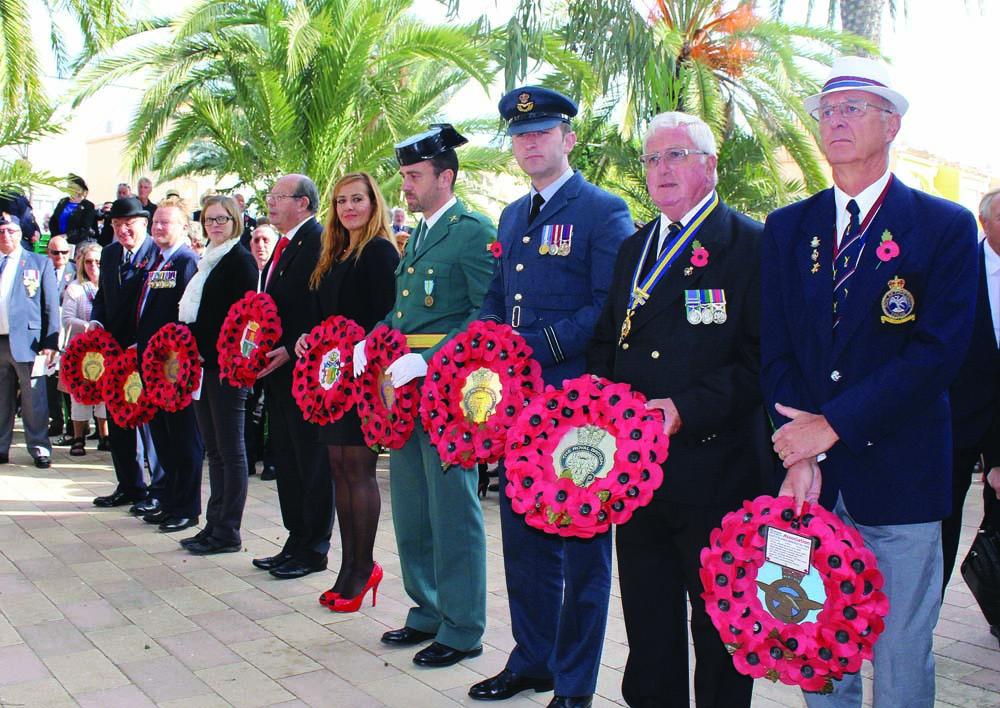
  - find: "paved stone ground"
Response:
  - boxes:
[0,428,998,707]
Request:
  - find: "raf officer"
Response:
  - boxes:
[471,88,632,708]
[354,124,495,668]
[762,57,978,707]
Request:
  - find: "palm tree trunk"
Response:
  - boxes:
[840,0,884,48]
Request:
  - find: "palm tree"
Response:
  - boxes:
[73,0,500,205]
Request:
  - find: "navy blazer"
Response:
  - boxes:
[263,217,323,357]
[949,240,1000,450]
[135,245,199,359]
[4,249,59,361]
[91,237,160,347]
[760,176,979,525]
[587,201,768,504]
[481,171,633,385]
[189,245,258,371]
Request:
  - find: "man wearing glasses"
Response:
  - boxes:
[0,214,59,468]
[587,112,766,708]
[252,174,333,580]
[762,57,978,707]
[44,235,74,442]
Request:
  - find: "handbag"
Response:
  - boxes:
[961,525,1000,627]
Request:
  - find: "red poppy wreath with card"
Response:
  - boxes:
[292,315,365,425]
[61,328,122,405]
[700,495,888,693]
[420,320,543,467]
[141,323,202,412]
[217,292,282,387]
[102,349,157,428]
[503,374,668,538]
[355,325,419,451]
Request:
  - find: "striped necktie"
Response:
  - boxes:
[833,199,861,327]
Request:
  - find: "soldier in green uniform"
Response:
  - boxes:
[353,124,496,667]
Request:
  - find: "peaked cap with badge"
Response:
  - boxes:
[498,86,578,135]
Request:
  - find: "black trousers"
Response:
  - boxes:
[617,499,753,708]
[943,431,997,591]
[265,368,333,564]
[147,406,204,518]
[107,418,146,497]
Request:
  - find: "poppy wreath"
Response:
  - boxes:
[699,495,889,693]
[141,323,203,412]
[420,320,544,467]
[355,325,420,452]
[292,315,365,425]
[102,349,158,428]
[503,374,668,539]
[60,327,122,405]
[217,291,282,387]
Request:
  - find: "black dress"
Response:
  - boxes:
[313,237,399,446]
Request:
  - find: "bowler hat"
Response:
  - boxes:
[106,197,149,220]
[395,124,468,166]
[499,86,578,136]
[805,56,908,117]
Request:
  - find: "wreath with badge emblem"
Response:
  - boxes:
[217,292,282,387]
[292,315,365,425]
[503,374,668,538]
[141,323,202,412]
[102,349,158,428]
[60,328,122,405]
[355,325,420,452]
[420,320,543,467]
[700,495,888,693]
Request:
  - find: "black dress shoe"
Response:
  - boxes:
[269,558,327,579]
[252,552,291,570]
[158,517,198,532]
[0,452,8,464]
[259,465,277,481]
[179,530,209,547]
[381,626,437,645]
[93,490,144,507]
[547,696,593,708]
[47,423,63,437]
[130,498,161,515]
[33,456,51,469]
[186,537,242,555]
[469,668,555,700]
[142,510,171,524]
[413,641,482,667]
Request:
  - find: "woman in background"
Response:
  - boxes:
[49,175,96,247]
[295,172,398,611]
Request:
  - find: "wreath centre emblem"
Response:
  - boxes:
[319,348,342,391]
[460,367,502,424]
[82,351,106,382]
[124,371,144,404]
[377,370,396,410]
[556,424,616,487]
[241,322,261,357]
[163,351,180,384]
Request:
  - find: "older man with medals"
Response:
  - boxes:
[761,57,978,707]
[471,87,632,708]
[353,124,496,668]
[587,112,767,708]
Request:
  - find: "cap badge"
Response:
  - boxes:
[516,92,534,113]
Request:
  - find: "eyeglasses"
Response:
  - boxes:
[204,215,234,226]
[810,99,894,123]
[48,250,69,255]
[638,148,710,168]
[265,192,303,202]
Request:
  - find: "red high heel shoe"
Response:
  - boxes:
[329,562,383,613]
[318,588,340,606]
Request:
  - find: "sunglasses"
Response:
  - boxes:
[49,250,69,255]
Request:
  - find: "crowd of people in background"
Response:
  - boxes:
[1,55,999,708]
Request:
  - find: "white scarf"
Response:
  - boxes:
[178,237,240,323]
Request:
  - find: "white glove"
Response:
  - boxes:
[386,353,427,388]
[353,339,369,377]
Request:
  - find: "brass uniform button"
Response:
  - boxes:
[522,236,531,244]
[402,289,410,297]
[622,343,629,350]
[407,267,414,274]
[515,264,524,272]
[651,351,660,359]
[514,293,523,301]
[396,311,403,319]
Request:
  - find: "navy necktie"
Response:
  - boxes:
[0,255,8,278]
[833,199,862,327]
[528,193,545,225]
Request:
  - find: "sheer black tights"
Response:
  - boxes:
[326,444,381,599]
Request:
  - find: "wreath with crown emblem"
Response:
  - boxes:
[292,315,365,425]
[355,325,420,452]
[102,349,157,428]
[141,323,202,412]
[700,495,889,693]
[217,292,282,388]
[420,320,543,467]
[503,374,668,538]
[60,328,122,405]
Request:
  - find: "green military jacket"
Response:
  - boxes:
[378,199,496,358]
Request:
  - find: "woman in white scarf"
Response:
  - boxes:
[177,195,259,555]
